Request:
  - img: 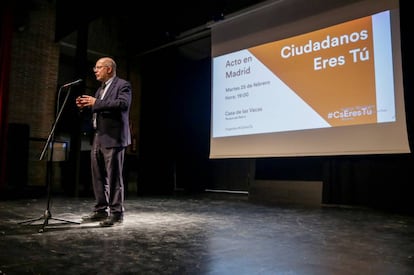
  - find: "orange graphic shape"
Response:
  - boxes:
[249,15,377,127]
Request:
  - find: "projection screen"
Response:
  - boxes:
[210,0,410,158]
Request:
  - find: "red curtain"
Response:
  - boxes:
[0,4,13,188]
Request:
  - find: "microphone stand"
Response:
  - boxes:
[18,84,80,233]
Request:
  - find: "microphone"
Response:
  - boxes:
[62,79,83,88]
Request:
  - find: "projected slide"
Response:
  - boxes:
[212,10,395,138]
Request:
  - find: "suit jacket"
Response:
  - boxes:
[92,76,132,148]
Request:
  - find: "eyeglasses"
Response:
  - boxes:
[92,65,108,71]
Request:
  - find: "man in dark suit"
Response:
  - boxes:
[76,57,132,227]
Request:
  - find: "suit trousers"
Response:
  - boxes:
[91,133,125,215]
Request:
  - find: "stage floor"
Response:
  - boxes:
[1,193,413,274]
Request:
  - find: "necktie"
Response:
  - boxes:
[99,83,107,99]
[93,83,106,129]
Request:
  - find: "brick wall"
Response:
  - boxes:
[8,1,59,187]
[9,1,59,138]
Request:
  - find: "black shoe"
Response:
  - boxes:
[81,211,108,222]
[99,214,124,227]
